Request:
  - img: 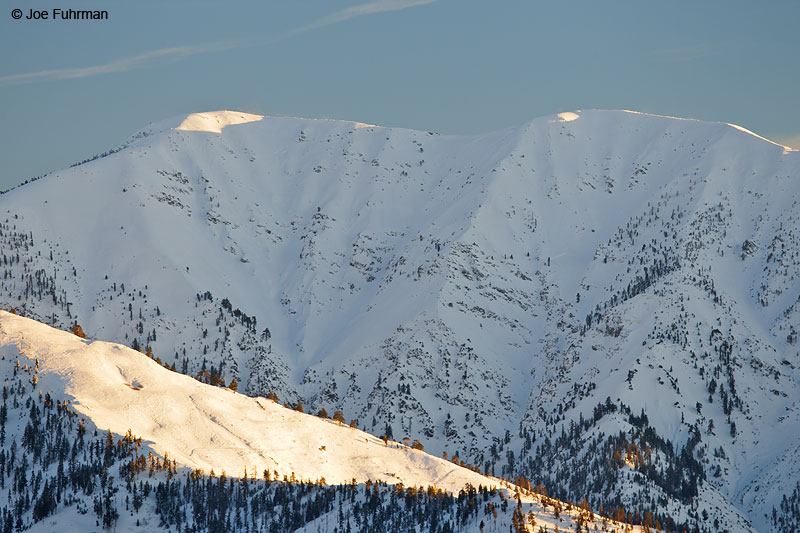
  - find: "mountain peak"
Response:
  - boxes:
[544,108,796,153]
[174,110,264,133]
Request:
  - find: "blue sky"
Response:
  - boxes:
[1,0,798,190]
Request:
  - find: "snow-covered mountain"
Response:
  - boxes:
[1,108,798,532]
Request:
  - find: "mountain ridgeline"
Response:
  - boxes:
[1,109,799,532]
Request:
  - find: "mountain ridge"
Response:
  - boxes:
[3,309,629,533]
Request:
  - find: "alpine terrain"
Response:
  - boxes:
[0,109,798,532]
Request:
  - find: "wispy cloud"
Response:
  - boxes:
[0,0,438,87]
[285,0,438,35]
[0,42,244,86]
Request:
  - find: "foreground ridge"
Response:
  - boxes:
[1,310,643,532]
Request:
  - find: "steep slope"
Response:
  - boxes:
[0,310,632,533]
[0,109,798,531]
[0,310,499,490]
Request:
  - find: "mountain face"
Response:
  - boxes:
[1,109,798,532]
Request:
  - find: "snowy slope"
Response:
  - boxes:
[1,109,799,531]
[0,310,638,533]
[0,309,500,490]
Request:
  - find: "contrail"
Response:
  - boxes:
[0,0,438,87]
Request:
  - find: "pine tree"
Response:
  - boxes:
[32,480,56,521]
